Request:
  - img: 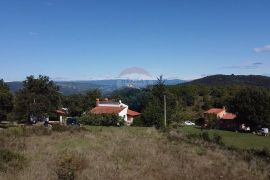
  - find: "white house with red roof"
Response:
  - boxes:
[90,99,140,125]
[205,107,237,120]
[205,107,238,130]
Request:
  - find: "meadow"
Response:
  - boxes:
[180,126,270,150]
[0,125,270,180]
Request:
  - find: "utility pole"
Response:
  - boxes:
[164,95,167,128]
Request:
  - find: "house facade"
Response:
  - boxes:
[205,107,238,130]
[90,99,140,126]
[54,108,68,125]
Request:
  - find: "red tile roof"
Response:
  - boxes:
[127,109,141,117]
[55,110,66,116]
[222,113,237,120]
[90,106,125,115]
[205,108,224,114]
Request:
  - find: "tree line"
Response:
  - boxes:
[1,75,270,130]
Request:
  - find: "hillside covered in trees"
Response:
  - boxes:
[1,75,270,130]
[187,74,270,87]
[6,79,185,95]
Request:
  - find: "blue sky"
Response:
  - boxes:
[0,0,270,81]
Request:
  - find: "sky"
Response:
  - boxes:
[1,0,270,81]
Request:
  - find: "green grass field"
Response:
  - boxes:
[180,126,270,150]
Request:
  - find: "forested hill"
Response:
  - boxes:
[6,79,185,95]
[186,75,270,88]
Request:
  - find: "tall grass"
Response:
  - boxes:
[0,126,269,180]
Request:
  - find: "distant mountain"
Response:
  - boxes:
[6,79,186,95]
[186,74,270,88]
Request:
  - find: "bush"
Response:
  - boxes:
[200,132,211,142]
[169,122,184,129]
[1,126,52,137]
[6,112,17,122]
[253,147,270,159]
[52,124,70,132]
[55,152,87,180]
[79,114,124,126]
[131,117,145,127]
[52,124,86,133]
[196,147,207,156]
[195,118,205,126]
[0,149,27,172]
[212,133,223,145]
[185,131,224,146]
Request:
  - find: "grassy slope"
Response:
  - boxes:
[180,126,270,150]
[0,126,270,180]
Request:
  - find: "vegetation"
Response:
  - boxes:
[113,82,270,130]
[62,89,101,117]
[2,74,270,131]
[14,75,61,122]
[0,80,13,122]
[189,74,270,88]
[230,87,270,129]
[0,126,270,180]
[180,126,270,150]
[6,79,186,95]
[79,114,124,126]
[0,149,26,173]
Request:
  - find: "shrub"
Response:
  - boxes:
[55,152,87,180]
[196,147,207,156]
[195,118,205,126]
[212,133,224,145]
[200,132,211,142]
[29,126,52,136]
[52,124,87,133]
[0,149,27,172]
[79,114,124,126]
[168,122,184,129]
[131,117,145,127]
[185,132,224,146]
[1,126,52,137]
[252,147,270,159]
[52,124,70,132]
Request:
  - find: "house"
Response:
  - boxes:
[54,108,68,125]
[205,107,227,119]
[205,107,238,130]
[90,98,140,126]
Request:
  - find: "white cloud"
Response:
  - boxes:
[254,45,270,52]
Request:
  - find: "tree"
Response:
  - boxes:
[81,89,102,111]
[62,89,102,117]
[230,88,270,129]
[140,98,163,128]
[141,75,167,128]
[110,88,153,112]
[14,75,60,122]
[152,75,166,102]
[62,94,84,117]
[205,114,218,129]
[0,80,13,121]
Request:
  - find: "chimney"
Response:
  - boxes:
[96,98,100,107]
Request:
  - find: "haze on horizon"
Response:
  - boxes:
[0,0,270,82]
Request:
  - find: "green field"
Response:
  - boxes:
[180,126,270,150]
